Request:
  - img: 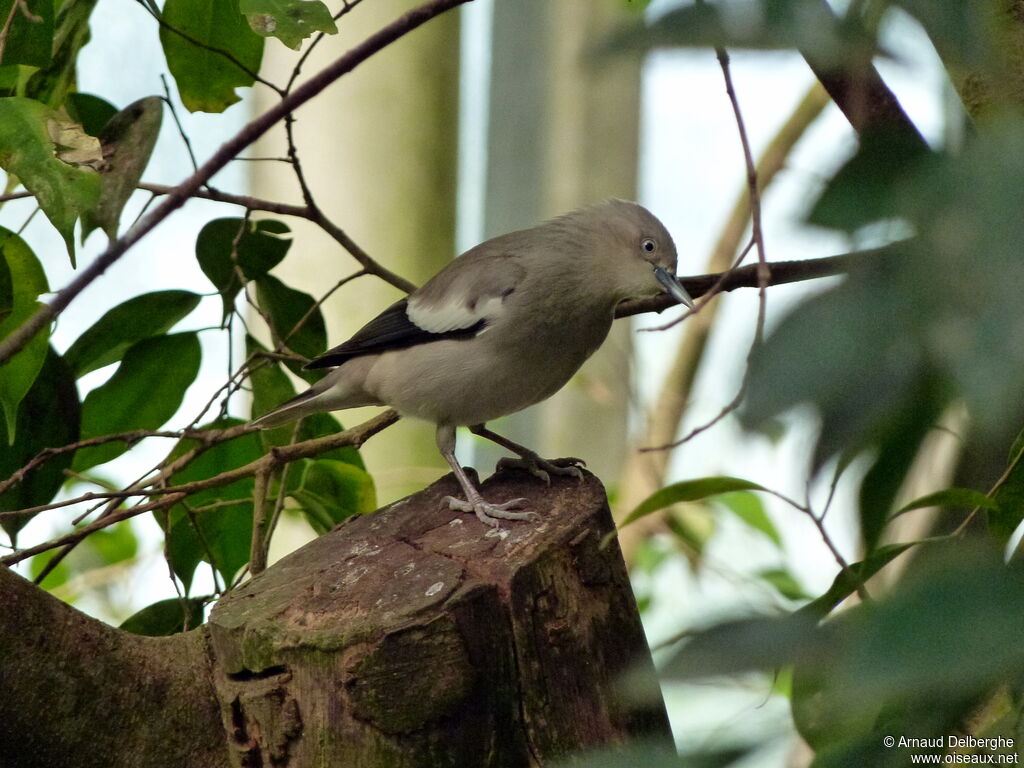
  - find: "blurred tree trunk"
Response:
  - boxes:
[251,0,460,503]
[0,473,670,767]
[473,0,644,482]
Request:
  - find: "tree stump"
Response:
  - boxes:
[0,469,670,768]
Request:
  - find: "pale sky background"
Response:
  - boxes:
[5,2,951,763]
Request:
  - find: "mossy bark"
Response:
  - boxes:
[1,470,670,767]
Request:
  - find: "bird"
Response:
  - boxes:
[252,199,694,527]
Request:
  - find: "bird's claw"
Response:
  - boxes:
[443,495,540,527]
[496,455,586,485]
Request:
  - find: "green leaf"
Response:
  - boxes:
[255,273,326,383]
[992,429,1024,544]
[755,568,809,602]
[86,519,138,566]
[660,611,826,680]
[0,97,101,264]
[120,597,206,636]
[197,218,291,323]
[797,541,920,621]
[65,92,118,137]
[72,333,202,471]
[897,487,998,514]
[622,476,766,527]
[0,227,49,442]
[160,0,264,113]
[0,0,55,67]
[64,290,201,376]
[162,418,265,589]
[23,0,98,109]
[0,347,80,538]
[81,96,163,240]
[817,542,1024,716]
[290,458,376,534]
[857,372,945,552]
[240,0,337,50]
[808,126,931,232]
[713,490,781,546]
[0,247,11,324]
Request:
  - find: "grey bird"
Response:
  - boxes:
[252,199,694,527]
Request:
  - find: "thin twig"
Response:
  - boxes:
[643,46,770,451]
[249,469,271,576]
[1,410,399,566]
[161,75,200,175]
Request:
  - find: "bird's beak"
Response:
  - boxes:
[654,266,695,309]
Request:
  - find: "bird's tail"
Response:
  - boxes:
[250,390,321,429]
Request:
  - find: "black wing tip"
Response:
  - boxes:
[304,356,340,370]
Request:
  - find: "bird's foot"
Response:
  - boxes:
[496,455,586,485]
[444,495,540,527]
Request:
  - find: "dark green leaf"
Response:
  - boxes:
[240,0,337,50]
[892,0,993,73]
[808,126,931,232]
[0,97,101,263]
[197,218,291,323]
[755,567,809,601]
[0,247,11,324]
[81,96,163,239]
[0,0,54,67]
[73,333,202,470]
[818,542,1024,716]
[255,273,326,383]
[662,507,715,562]
[0,227,49,442]
[897,487,998,514]
[120,597,207,636]
[162,418,265,589]
[992,430,1024,545]
[65,92,118,137]
[622,477,766,527]
[797,541,920,621]
[713,491,781,546]
[64,290,201,376]
[660,612,827,680]
[23,0,97,109]
[858,372,945,552]
[0,348,81,537]
[290,458,375,534]
[160,0,264,113]
[741,249,936,472]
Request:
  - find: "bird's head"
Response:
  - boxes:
[568,199,695,309]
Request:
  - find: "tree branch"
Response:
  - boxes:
[614,247,885,319]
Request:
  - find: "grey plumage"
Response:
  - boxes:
[252,199,693,526]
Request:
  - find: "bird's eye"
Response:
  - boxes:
[641,238,656,253]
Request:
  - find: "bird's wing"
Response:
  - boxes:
[304,253,525,370]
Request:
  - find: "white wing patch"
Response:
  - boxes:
[407,294,506,333]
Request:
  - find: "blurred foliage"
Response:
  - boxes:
[609,1,1024,766]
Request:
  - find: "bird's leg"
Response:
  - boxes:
[435,424,539,527]
[469,424,585,485]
